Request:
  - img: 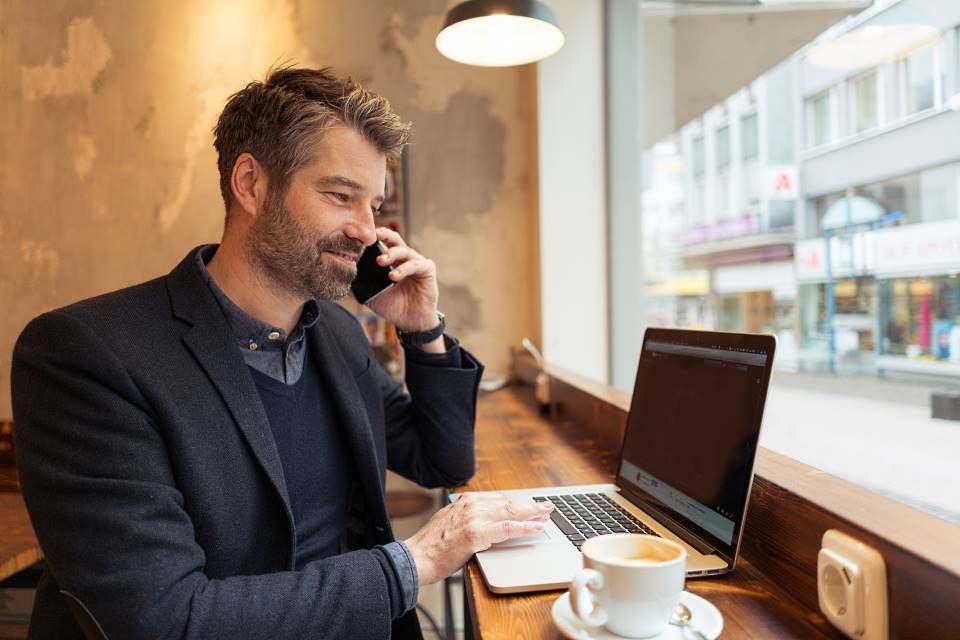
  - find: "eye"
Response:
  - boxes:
[329,192,350,203]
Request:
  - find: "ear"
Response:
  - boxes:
[229,152,267,218]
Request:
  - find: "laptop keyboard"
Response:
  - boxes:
[531,493,659,551]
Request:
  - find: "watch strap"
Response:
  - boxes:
[397,312,446,347]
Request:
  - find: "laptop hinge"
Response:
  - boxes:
[620,487,719,556]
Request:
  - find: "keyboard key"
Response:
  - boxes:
[532,496,547,502]
[567,534,585,541]
[549,512,577,535]
[584,532,599,538]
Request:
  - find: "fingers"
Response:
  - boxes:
[377,245,435,282]
[483,519,547,545]
[377,226,407,248]
[495,499,554,522]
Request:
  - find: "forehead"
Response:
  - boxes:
[300,125,386,183]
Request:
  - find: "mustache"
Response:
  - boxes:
[319,235,365,259]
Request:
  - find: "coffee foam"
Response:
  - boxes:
[617,540,683,564]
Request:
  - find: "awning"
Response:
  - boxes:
[820,195,885,231]
[646,273,710,297]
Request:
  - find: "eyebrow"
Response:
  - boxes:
[316,175,384,202]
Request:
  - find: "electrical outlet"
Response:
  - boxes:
[817,529,887,640]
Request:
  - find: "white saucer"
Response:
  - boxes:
[552,591,723,640]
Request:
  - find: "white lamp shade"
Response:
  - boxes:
[436,0,565,67]
[807,23,940,70]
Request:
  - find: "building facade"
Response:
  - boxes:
[644,0,960,379]
[796,0,960,378]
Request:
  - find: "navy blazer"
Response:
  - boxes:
[11,248,483,639]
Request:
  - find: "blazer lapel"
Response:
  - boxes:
[308,312,389,528]
[166,248,293,519]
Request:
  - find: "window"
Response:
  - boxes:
[716,125,732,217]
[692,135,705,177]
[808,90,832,148]
[956,26,960,94]
[716,125,731,170]
[880,276,960,359]
[741,113,758,161]
[596,0,960,532]
[741,113,760,211]
[690,135,707,226]
[901,44,935,115]
[850,70,878,134]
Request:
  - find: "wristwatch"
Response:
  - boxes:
[397,312,445,348]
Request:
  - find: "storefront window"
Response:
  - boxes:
[902,44,935,115]
[798,278,875,365]
[881,276,960,360]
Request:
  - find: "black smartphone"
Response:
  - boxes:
[351,241,395,304]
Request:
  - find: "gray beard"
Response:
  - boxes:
[247,192,363,302]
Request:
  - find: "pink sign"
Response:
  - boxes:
[673,215,758,246]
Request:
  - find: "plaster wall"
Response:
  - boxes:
[0,0,539,418]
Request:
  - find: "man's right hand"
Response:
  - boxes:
[404,492,555,586]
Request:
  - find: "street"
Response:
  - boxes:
[761,372,960,525]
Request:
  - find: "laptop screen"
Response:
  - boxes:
[616,329,775,562]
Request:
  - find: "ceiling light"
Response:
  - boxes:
[807,23,940,69]
[436,0,565,67]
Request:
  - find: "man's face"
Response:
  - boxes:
[248,125,386,301]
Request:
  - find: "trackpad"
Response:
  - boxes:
[491,531,550,547]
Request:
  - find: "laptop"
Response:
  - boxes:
[453,328,776,593]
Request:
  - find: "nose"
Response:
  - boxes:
[345,206,378,247]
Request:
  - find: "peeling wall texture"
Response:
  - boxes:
[0,0,539,418]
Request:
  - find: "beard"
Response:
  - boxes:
[247,189,364,302]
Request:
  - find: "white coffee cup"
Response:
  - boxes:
[569,534,686,638]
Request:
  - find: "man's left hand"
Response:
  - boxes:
[365,227,440,335]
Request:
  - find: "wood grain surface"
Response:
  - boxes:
[460,386,841,639]
[0,493,41,582]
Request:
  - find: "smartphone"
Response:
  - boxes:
[351,241,395,304]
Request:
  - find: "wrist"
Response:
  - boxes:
[404,535,437,587]
[397,312,445,349]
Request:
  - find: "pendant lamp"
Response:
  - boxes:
[436,0,565,67]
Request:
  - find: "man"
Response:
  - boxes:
[11,67,553,639]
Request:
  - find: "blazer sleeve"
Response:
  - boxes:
[12,311,397,640]
[379,338,485,488]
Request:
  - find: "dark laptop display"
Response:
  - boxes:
[616,329,776,564]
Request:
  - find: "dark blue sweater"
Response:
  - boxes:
[248,356,352,566]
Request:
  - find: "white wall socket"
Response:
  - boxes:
[817,529,888,640]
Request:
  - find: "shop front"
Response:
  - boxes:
[796,219,960,378]
[873,220,960,378]
[644,271,711,329]
[713,261,798,369]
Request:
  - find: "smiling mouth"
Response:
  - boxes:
[326,250,360,266]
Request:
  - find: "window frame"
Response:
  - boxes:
[848,68,879,135]
[806,89,834,149]
[899,43,937,117]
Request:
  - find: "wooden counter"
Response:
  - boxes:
[0,493,41,582]
[458,386,840,639]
